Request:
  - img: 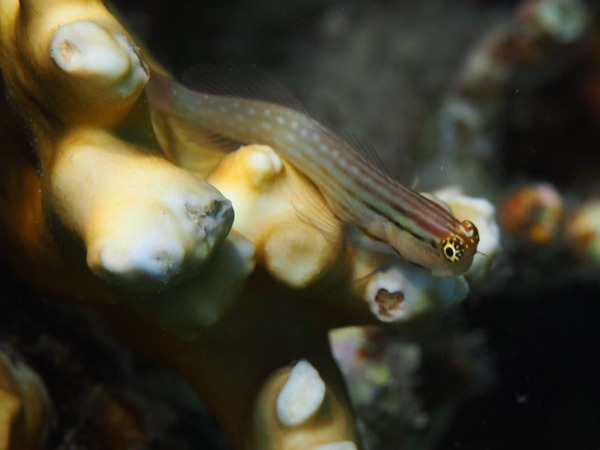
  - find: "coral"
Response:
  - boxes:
[430,0,589,193]
[330,327,426,443]
[566,199,600,265]
[330,322,491,450]
[0,0,499,448]
[205,144,343,289]
[498,183,564,246]
[0,348,51,450]
[0,0,234,291]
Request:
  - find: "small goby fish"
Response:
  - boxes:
[147,69,479,277]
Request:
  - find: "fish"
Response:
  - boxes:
[146,67,479,277]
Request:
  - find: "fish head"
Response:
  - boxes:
[434,219,479,277]
[384,219,479,277]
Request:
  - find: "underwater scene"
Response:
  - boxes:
[0,0,599,448]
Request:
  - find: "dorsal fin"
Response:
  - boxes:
[339,131,419,188]
[179,64,307,113]
[337,131,395,179]
[394,145,420,189]
[152,65,421,188]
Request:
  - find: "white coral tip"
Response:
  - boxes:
[89,230,184,285]
[276,360,326,427]
[50,21,148,97]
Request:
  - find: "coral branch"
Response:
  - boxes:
[0,349,51,450]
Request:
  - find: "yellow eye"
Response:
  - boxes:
[441,237,464,263]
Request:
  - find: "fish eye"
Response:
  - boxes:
[440,236,464,263]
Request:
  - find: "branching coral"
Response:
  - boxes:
[1,0,234,292]
[0,0,499,448]
[0,348,51,450]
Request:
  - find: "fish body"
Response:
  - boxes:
[147,70,479,277]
